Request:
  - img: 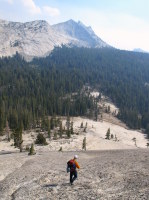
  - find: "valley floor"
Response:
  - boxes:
[0,149,149,200]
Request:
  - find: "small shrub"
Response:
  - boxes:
[35,133,48,145]
[28,144,36,155]
[59,146,63,152]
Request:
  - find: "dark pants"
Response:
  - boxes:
[70,170,77,184]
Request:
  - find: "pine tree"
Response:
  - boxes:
[9,110,18,130]
[48,129,51,138]
[80,122,83,128]
[105,128,110,140]
[145,124,149,139]
[95,100,98,121]
[14,125,23,152]
[107,106,110,113]
[19,122,23,152]
[50,116,54,130]
[66,116,70,130]
[0,108,4,134]
[85,122,88,128]
[28,143,36,155]
[82,137,86,151]
[59,121,63,138]
[67,129,71,138]
[70,121,74,135]
[66,116,71,138]
[6,120,10,141]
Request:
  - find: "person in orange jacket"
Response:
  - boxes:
[67,155,80,185]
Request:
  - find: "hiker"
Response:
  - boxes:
[67,155,80,185]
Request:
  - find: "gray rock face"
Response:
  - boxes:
[0,149,148,200]
[0,19,110,59]
[52,19,109,48]
[0,19,69,58]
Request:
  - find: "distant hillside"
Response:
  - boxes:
[0,47,149,138]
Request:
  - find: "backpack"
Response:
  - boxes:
[67,159,76,173]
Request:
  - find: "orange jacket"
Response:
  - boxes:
[74,159,80,169]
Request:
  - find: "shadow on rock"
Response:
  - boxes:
[43,184,58,188]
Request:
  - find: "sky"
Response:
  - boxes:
[0,0,149,51]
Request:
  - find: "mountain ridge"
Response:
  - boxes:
[0,18,110,59]
[133,48,149,54]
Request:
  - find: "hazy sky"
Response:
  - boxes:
[0,0,149,51]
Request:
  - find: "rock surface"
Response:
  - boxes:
[0,149,148,200]
[0,19,110,59]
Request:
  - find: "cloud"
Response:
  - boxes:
[22,0,41,15]
[43,6,60,17]
[21,1,60,17]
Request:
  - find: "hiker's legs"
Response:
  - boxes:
[72,170,77,183]
[70,172,73,183]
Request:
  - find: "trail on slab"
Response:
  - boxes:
[0,150,149,200]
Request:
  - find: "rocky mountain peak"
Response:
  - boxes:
[0,18,111,60]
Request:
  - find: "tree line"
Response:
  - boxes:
[0,47,149,139]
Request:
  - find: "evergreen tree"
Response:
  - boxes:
[50,117,54,130]
[105,128,110,140]
[80,122,83,128]
[36,133,48,145]
[9,111,18,130]
[95,100,98,121]
[28,143,36,155]
[66,116,71,138]
[145,124,149,139]
[0,108,5,134]
[14,126,23,152]
[59,121,63,138]
[70,121,74,135]
[5,120,10,142]
[82,137,86,151]
[48,129,51,138]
